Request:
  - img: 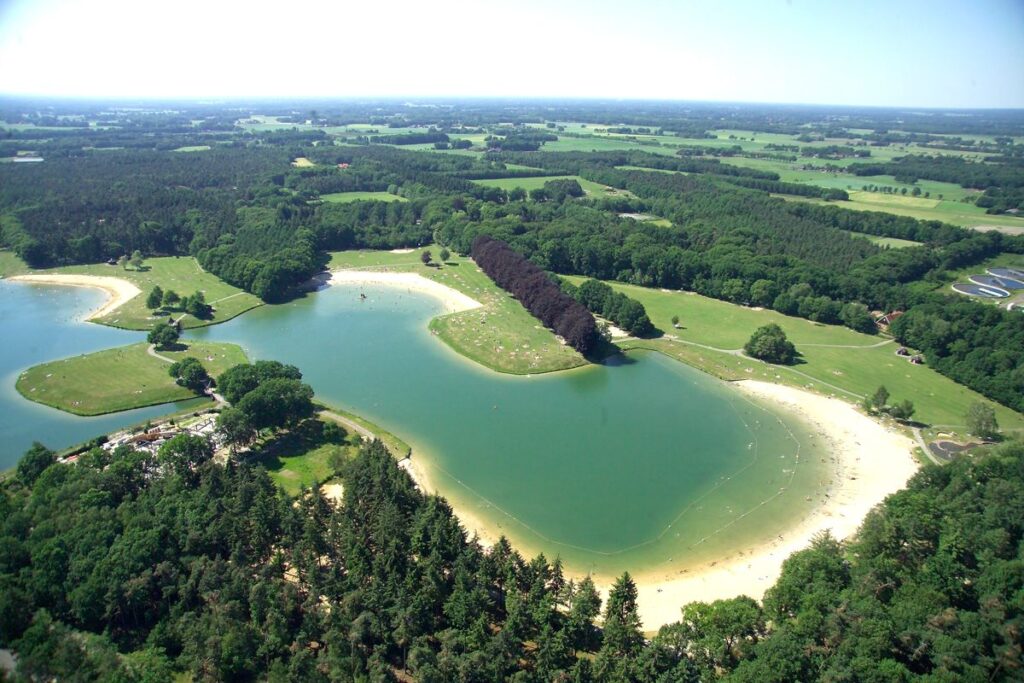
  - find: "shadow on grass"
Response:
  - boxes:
[248,419,346,472]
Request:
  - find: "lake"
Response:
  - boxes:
[3,278,831,578]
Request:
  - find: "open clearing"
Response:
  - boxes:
[563,278,1024,435]
[319,191,408,203]
[474,175,634,197]
[328,249,587,374]
[16,341,247,416]
[31,256,263,330]
[840,230,921,249]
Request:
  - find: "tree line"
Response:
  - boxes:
[3,419,1022,680]
[472,235,599,355]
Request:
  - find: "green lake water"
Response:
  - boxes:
[2,278,832,579]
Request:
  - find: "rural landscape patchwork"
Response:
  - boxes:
[1,1,1023,681]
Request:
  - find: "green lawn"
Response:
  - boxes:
[328,249,587,374]
[250,421,355,497]
[36,256,263,330]
[319,191,408,203]
[16,341,247,416]
[253,408,411,496]
[569,278,1024,435]
[474,175,634,198]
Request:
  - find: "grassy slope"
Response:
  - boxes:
[35,256,263,330]
[328,249,587,374]
[564,278,1024,435]
[16,341,247,416]
[320,191,408,203]
[0,250,30,277]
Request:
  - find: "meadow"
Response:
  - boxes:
[564,277,1024,435]
[16,341,247,416]
[35,256,263,329]
[473,174,634,197]
[319,191,408,203]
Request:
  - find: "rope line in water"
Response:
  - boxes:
[428,387,814,558]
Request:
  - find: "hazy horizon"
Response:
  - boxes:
[2,0,1023,108]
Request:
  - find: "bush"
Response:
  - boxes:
[744,324,797,364]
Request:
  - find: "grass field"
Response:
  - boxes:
[35,256,263,330]
[328,249,587,374]
[291,157,315,167]
[0,249,29,277]
[172,145,211,152]
[474,175,634,198]
[564,277,1024,435]
[16,341,247,416]
[780,193,1024,233]
[840,230,921,249]
[319,191,408,203]
[250,420,355,496]
[253,407,412,496]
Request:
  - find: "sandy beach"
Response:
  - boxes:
[397,376,918,630]
[618,380,918,629]
[329,269,481,314]
[8,273,141,320]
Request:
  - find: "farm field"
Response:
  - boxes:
[15,341,247,416]
[35,256,263,330]
[319,191,408,203]
[565,278,1024,434]
[328,249,587,374]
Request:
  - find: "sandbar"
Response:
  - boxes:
[398,377,918,630]
[329,269,481,314]
[8,273,141,320]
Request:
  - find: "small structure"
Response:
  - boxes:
[337,163,349,169]
[909,354,924,365]
[896,346,910,357]
[876,310,903,330]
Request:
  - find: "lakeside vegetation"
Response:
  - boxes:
[2,98,1024,680]
[18,255,263,329]
[328,249,588,374]
[577,278,1024,434]
[3,421,1021,680]
[15,341,247,415]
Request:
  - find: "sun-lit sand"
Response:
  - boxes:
[329,269,481,314]
[397,377,918,630]
[9,273,141,320]
[620,380,918,629]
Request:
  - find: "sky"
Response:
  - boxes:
[0,0,1022,108]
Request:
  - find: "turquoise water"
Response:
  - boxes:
[0,281,207,464]
[2,279,831,577]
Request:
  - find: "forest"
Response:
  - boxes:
[2,424,1021,681]
[3,117,1023,409]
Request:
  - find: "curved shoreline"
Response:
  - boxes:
[8,273,141,320]
[400,378,918,630]
[329,269,482,314]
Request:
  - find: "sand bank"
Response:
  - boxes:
[399,377,917,631]
[9,273,141,320]
[621,380,917,629]
[329,269,481,314]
